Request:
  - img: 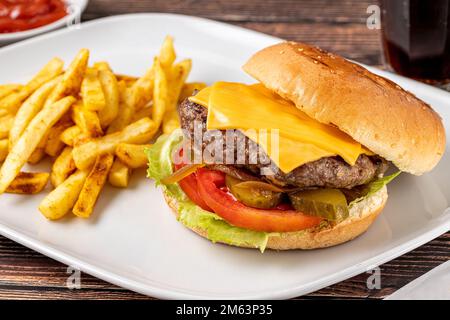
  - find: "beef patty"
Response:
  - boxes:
[178,98,389,189]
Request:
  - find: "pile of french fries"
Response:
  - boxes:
[0,36,206,220]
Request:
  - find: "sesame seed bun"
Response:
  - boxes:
[243,41,446,175]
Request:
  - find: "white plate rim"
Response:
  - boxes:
[0,13,449,300]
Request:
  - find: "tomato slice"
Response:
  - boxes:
[195,168,322,232]
[174,162,212,212]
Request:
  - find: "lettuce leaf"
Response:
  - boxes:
[145,130,269,252]
[349,171,401,207]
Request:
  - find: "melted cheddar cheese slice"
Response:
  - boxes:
[190,82,372,173]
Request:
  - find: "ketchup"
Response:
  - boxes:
[0,0,67,33]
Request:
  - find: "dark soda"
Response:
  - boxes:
[381,0,450,81]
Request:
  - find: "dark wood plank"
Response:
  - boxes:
[236,22,382,65]
[83,0,375,23]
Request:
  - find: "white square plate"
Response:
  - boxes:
[0,14,449,300]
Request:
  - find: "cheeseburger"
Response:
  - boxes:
[147,42,445,251]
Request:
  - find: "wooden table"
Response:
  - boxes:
[0,0,449,300]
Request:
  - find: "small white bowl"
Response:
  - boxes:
[0,0,89,45]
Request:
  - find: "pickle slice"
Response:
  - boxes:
[288,189,349,221]
[225,175,282,209]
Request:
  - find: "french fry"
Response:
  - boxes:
[0,36,196,220]
[0,96,76,194]
[23,58,64,96]
[71,100,103,137]
[129,66,154,112]
[0,58,63,114]
[152,58,168,128]
[132,106,152,122]
[73,153,114,218]
[81,67,106,111]
[159,35,176,71]
[45,115,73,157]
[28,108,65,163]
[0,84,22,100]
[9,76,61,148]
[169,59,192,103]
[51,147,76,187]
[115,143,151,169]
[115,74,138,87]
[60,125,83,147]
[178,82,207,102]
[106,81,134,133]
[162,110,181,134]
[45,49,89,108]
[0,140,8,162]
[109,159,132,188]
[6,172,49,194]
[27,147,47,164]
[0,114,14,139]
[98,68,119,128]
[162,59,192,133]
[93,61,112,72]
[39,170,87,220]
[73,117,156,170]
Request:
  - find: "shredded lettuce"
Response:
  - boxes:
[349,171,401,207]
[145,130,269,252]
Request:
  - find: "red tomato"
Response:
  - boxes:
[195,168,322,232]
[174,162,212,212]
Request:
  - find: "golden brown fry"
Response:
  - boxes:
[27,147,47,164]
[0,114,14,139]
[6,172,49,194]
[93,61,112,72]
[159,35,176,70]
[0,96,76,194]
[115,143,151,169]
[162,59,192,133]
[45,115,73,157]
[108,159,132,188]
[50,146,76,187]
[162,109,180,134]
[152,58,168,128]
[45,49,89,108]
[179,82,207,102]
[0,84,22,100]
[9,76,61,148]
[0,58,63,114]
[98,69,119,128]
[73,117,156,170]
[60,125,82,147]
[129,67,154,111]
[0,139,8,162]
[73,153,114,218]
[115,74,138,87]
[106,82,134,133]
[71,100,103,137]
[132,106,152,122]
[39,170,87,220]
[81,67,106,111]
[24,58,64,96]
